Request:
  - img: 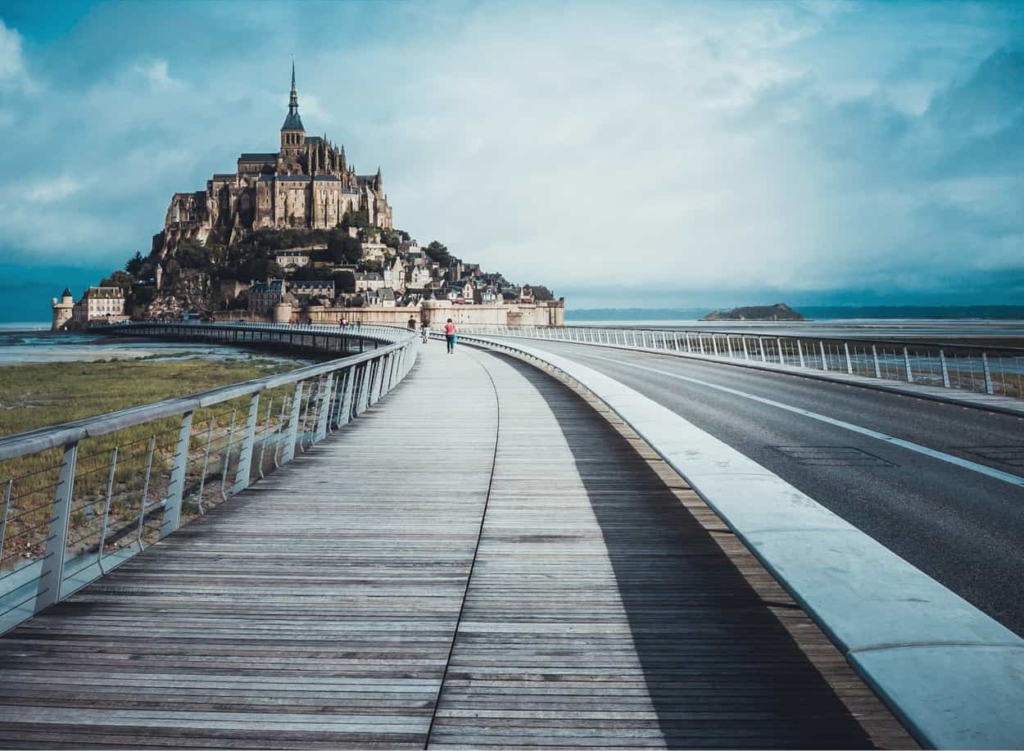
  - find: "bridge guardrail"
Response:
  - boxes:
[458,332,1024,750]
[457,324,1024,402]
[0,322,418,635]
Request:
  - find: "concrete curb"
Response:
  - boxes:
[464,334,1024,750]
[491,336,1024,419]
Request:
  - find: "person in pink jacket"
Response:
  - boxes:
[444,319,457,354]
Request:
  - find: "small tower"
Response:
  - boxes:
[280,59,305,165]
[51,287,74,331]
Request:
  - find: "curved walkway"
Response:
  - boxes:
[0,345,911,748]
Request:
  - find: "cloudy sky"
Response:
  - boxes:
[1,0,1023,318]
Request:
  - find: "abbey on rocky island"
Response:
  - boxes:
[156,63,393,255]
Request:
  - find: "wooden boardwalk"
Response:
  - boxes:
[0,345,913,748]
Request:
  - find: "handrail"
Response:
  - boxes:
[0,321,419,635]
[554,324,1024,355]
[455,324,1024,402]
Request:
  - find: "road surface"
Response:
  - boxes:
[510,339,1024,637]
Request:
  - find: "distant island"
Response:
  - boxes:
[701,303,805,322]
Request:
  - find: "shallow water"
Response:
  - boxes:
[0,330,305,367]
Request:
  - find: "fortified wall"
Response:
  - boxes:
[214,299,565,327]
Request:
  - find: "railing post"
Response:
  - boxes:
[358,363,372,414]
[314,374,334,443]
[940,349,950,388]
[233,393,261,494]
[844,342,853,374]
[982,353,995,395]
[281,382,304,464]
[35,441,78,612]
[160,411,194,538]
[741,337,750,360]
[872,344,882,378]
[684,333,692,352]
[903,347,914,383]
[370,358,385,405]
[337,369,355,427]
[777,337,784,364]
[820,341,828,371]
[711,335,720,357]
[797,341,805,368]
[0,480,13,575]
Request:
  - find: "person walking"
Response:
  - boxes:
[421,320,430,343]
[444,318,457,354]
[407,315,417,331]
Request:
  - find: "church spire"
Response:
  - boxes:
[281,57,304,133]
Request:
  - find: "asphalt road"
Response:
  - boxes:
[513,339,1024,637]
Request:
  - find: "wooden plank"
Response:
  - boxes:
[427,350,915,750]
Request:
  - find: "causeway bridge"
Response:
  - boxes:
[1,322,1023,749]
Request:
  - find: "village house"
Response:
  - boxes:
[288,279,335,302]
[248,278,285,314]
[274,249,313,271]
[360,241,389,263]
[64,286,127,327]
[406,264,431,288]
[354,272,385,293]
[383,257,406,292]
[480,285,501,305]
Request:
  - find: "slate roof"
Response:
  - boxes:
[282,110,304,131]
[305,136,324,146]
[313,175,341,182]
[238,153,278,163]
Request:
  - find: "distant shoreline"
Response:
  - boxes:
[567,306,1024,321]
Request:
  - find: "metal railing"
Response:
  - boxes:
[457,325,1024,403]
[0,323,418,635]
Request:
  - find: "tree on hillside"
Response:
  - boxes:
[320,232,362,264]
[236,259,283,282]
[291,265,321,281]
[176,240,211,271]
[530,285,556,302]
[125,251,145,276]
[425,240,451,266]
[333,270,356,293]
[100,271,134,294]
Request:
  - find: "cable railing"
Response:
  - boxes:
[456,325,1024,403]
[0,322,418,635]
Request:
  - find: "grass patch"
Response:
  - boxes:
[0,357,295,437]
[0,357,306,565]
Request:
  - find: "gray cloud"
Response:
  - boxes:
[1,1,1023,307]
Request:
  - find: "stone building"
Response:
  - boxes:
[51,288,74,330]
[52,286,127,329]
[248,278,285,315]
[157,62,394,255]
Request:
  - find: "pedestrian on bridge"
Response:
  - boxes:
[421,320,430,343]
[444,318,457,354]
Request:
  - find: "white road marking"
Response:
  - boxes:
[574,351,1024,489]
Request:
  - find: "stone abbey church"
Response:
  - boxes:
[157,64,393,254]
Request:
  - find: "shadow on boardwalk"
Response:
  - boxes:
[506,359,895,749]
